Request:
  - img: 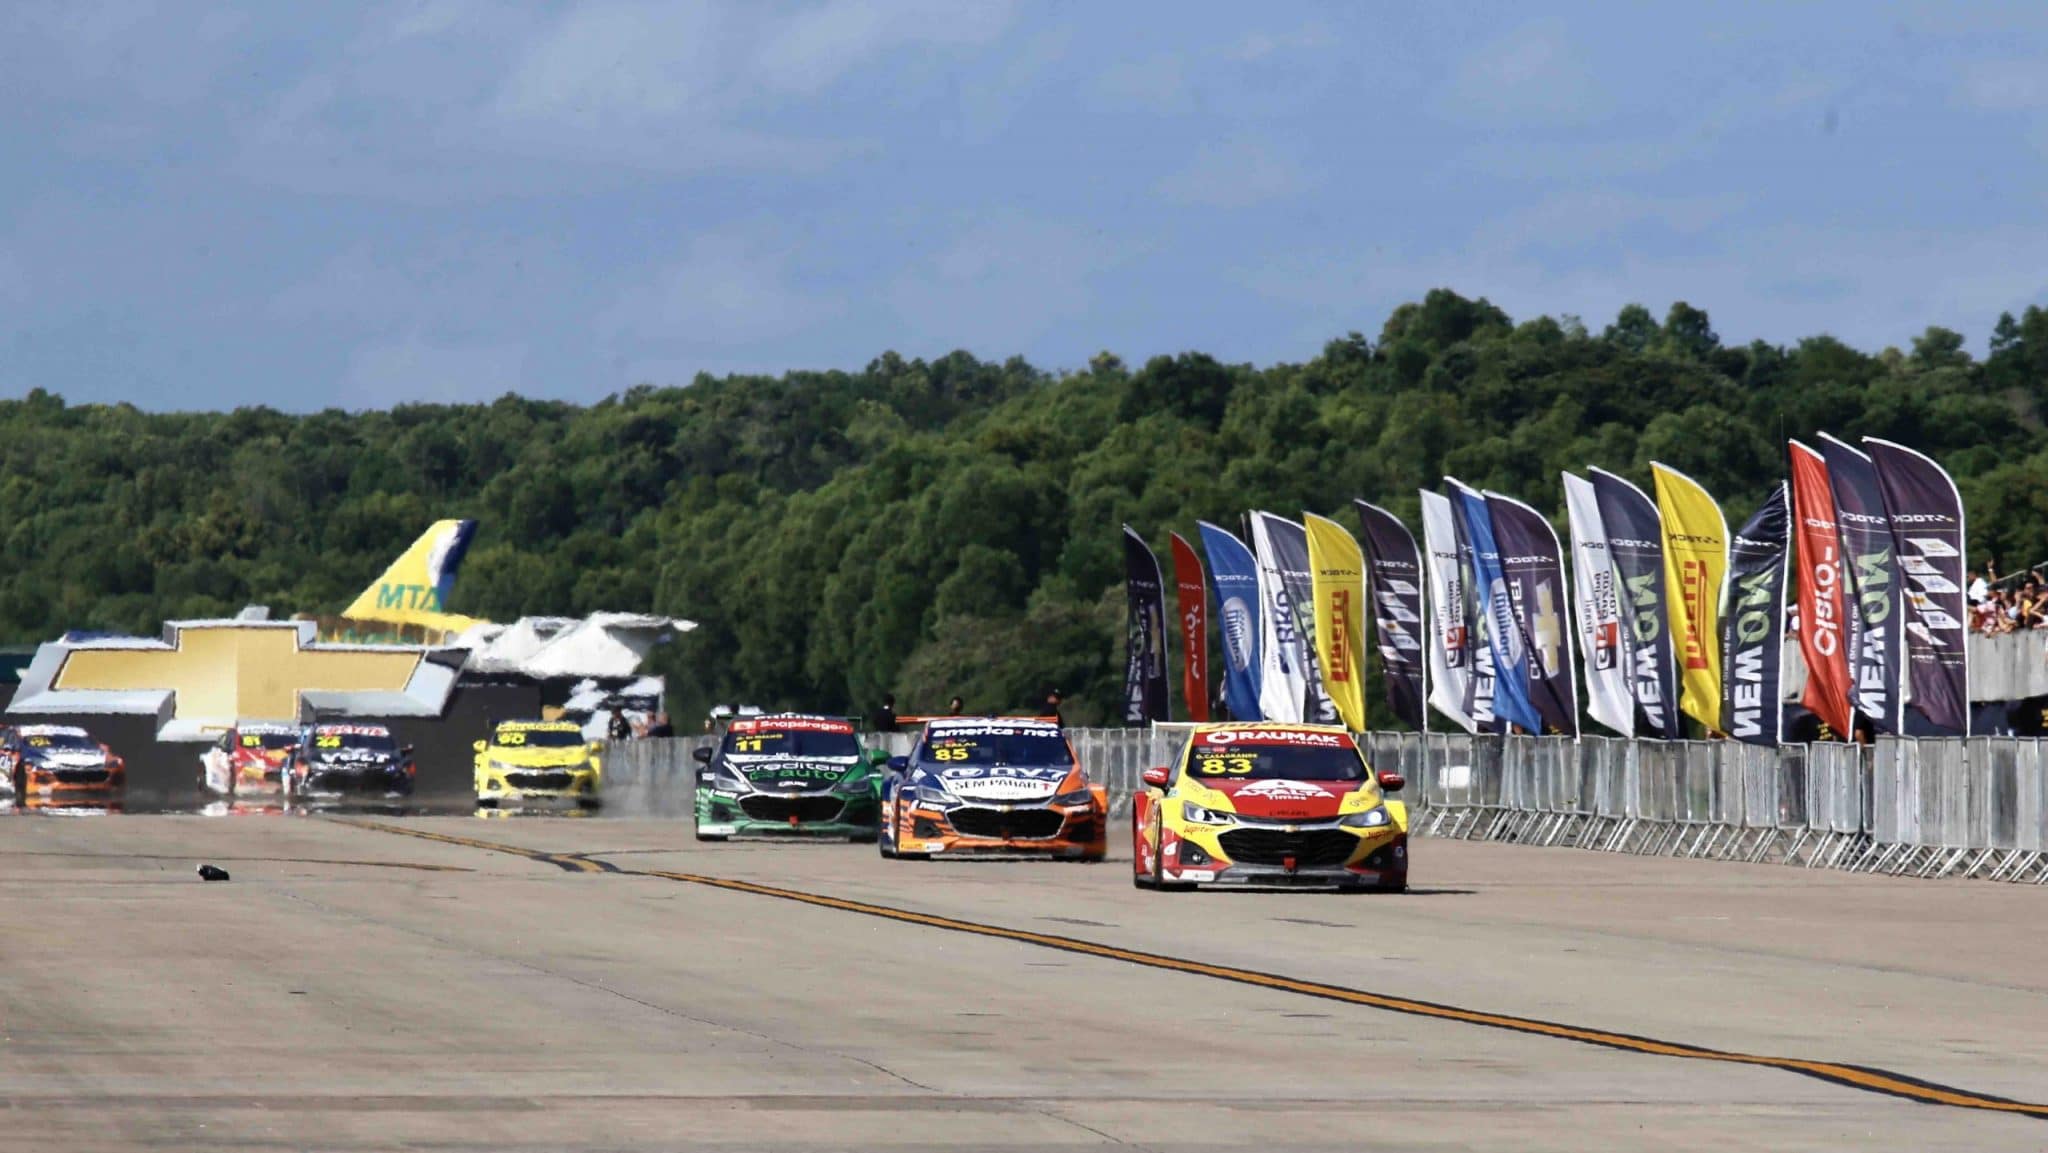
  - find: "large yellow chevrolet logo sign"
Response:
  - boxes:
[53,624,424,723]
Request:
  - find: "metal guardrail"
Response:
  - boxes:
[597,730,2048,884]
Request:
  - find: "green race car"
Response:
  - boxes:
[693,714,885,841]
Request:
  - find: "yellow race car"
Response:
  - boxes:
[1132,723,1407,892]
[474,720,602,809]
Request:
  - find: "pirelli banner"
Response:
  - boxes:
[1652,463,1728,735]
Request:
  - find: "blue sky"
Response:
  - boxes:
[3,2,2046,411]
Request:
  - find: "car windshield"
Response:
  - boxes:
[1182,742,1366,782]
[240,731,298,750]
[498,728,583,748]
[24,732,95,751]
[721,725,860,759]
[918,730,1073,768]
[314,731,396,753]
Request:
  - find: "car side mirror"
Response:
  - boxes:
[887,755,908,772]
[864,748,890,768]
[692,746,713,764]
[1377,770,1405,793]
[473,740,487,753]
[1141,766,1171,788]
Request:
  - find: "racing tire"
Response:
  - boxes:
[849,832,879,844]
[1148,845,1196,892]
[476,796,500,809]
[576,797,602,811]
[694,830,728,842]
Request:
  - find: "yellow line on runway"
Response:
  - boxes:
[340,820,2048,1122]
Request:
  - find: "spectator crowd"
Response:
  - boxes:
[1969,568,2048,633]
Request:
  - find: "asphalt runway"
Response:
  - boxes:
[1,815,2044,1151]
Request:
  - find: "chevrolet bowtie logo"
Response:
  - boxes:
[51,622,425,724]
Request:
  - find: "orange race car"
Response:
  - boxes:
[877,717,1107,860]
[3,725,126,802]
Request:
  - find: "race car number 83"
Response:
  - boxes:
[1193,755,1254,775]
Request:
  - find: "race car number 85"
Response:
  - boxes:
[1193,755,1254,775]
[932,747,969,761]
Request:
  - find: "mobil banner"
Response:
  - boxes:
[1196,520,1263,723]
[1304,513,1368,732]
[1122,526,1169,724]
[1867,438,1969,734]
[1563,472,1634,737]
[1652,463,1728,734]
[1354,499,1428,731]
[1169,532,1210,724]
[1788,443,1853,739]
[1722,485,1789,745]
[1590,467,1681,739]
[1819,434,1904,733]
[1418,490,1476,733]
[1484,492,1580,736]
[1452,480,1538,734]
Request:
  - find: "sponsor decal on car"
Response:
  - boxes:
[730,716,854,735]
[1198,728,1351,748]
[1232,778,1336,801]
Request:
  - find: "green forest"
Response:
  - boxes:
[6,290,2048,725]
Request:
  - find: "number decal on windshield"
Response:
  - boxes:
[316,735,342,749]
[1192,755,1254,775]
[734,737,765,753]
[932,747,969,762]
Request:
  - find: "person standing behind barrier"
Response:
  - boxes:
[1043,688,1064,727]
[872,693,899,733]
[948,696,965,716]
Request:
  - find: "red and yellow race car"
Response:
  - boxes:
[3,725,126,802]
[199,723,300,798]
[1133,723,1407,891]
[878,718,1107,860]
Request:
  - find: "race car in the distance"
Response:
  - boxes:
[474,720,602,808]
[284,723,415,802]
[3,725,126,802]
[878,718,1107,861]
[693,714,884,840]
[1133,723,1407,892]
[200,723,300,797]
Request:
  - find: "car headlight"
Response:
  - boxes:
[1051,788,1094,809]
[1181,801,1232,826]
[913,779,953,806]
[837,773,873,793]
[1342,805,1392,829]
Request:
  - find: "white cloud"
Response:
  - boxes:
[343,337,527,407]
[755,0,1012,94]
[1157,136,1305,209]
[1958,58,2048,110]
[599,233,839,349]
[1447,22,1604,124]
[1229,25,1333,62]
[886,216,1117,355]
[1097,53,1188,112]
[0,247,26,309]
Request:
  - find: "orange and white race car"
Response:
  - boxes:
[1132,723,1407,891]
[877,718,1107,860]
[3,725,126,803]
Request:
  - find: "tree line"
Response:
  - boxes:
[5,290,2047,726]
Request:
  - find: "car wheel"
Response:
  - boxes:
[694,830,728,842]
[895,852,931,861]
[849,831,878,844]
[476,796,499,809]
